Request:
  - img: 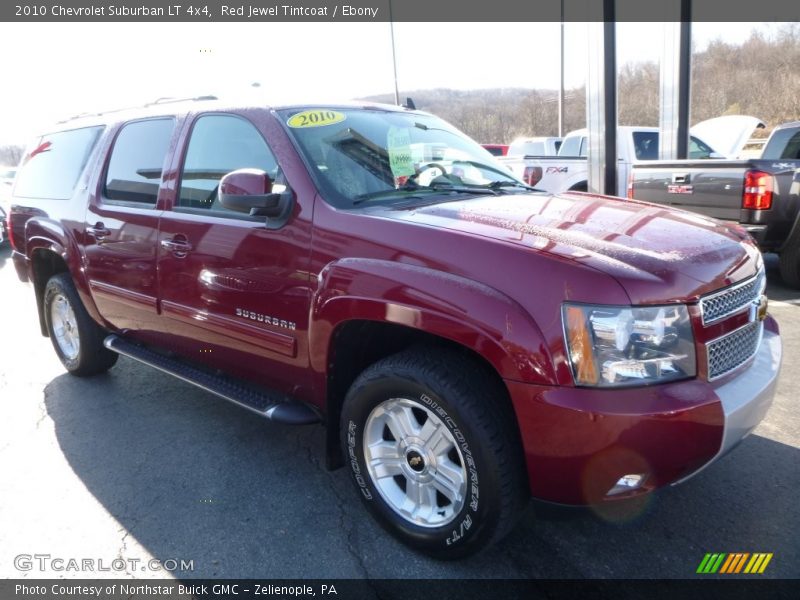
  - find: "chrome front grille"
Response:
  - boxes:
[707,321,762,380]
[700,272,764,325]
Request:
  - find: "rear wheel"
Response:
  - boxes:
[44,273,118,376]
[341,348,528,558]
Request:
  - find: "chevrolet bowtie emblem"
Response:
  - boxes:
[750,294,768,322]
[409,456,422,467]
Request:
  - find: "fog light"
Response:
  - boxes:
[607,474,645,496]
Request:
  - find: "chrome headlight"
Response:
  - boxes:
[562,303,696,387]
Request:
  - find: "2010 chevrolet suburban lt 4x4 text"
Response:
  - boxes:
[8,99,782,558]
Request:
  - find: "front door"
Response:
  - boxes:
[156,113,314,399]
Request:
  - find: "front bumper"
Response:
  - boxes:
[672,325,781,485]
[506,320,782,505]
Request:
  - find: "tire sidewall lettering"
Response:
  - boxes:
[347,420,372,500]
[417,391,479,515]
[417,392,480,546]
[347,387,481,548]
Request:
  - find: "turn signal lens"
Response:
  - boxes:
[564,306,599,385]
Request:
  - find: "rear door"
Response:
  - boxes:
[155,112,314,397]
[83,117,179,338]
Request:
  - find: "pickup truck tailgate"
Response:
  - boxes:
[632,162,749,222]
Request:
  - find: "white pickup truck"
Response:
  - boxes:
[507,136,562,157]
[500,116,763,197]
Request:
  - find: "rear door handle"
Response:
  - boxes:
[160,236,192,257]
[86,223,111,242]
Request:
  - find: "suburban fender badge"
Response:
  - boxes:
[235,308,296,331]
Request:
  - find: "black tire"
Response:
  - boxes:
[569,182,588,192]
[779,234,800,289]
[341,347,528,558]
[43,273,118,376]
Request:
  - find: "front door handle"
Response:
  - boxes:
[160,236,192,258]
[86,223,111,242]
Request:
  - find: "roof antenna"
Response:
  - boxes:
[403,97,416,110]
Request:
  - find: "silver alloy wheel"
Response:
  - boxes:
[363,398,467,528]
[50,293,80,361]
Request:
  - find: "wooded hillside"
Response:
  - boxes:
[365,24,799,143]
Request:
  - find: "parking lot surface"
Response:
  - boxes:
[0,244,798,580]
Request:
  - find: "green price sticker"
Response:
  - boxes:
[387,127,415,178]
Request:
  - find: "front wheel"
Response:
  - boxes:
[44,273,118,376]
[341,348,528,558]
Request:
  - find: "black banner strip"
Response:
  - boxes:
[2,0,799,23]
[2,579,798,600]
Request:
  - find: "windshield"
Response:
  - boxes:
[277,107,527,208]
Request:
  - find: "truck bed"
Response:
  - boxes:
[630,158,800,253]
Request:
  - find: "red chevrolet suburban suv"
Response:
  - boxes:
[8,98,782,557]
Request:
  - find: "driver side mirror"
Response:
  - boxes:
[219,168,294,228]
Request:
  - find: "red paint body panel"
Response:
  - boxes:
[506,378,725,504]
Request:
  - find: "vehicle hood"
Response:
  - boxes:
[691,115,765,158]
[373,192,760,303]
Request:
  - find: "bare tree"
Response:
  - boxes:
[360,23,800,144]
[0,145,24,166]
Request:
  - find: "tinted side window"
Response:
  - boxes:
[14,126,103,200]
[762,127,800,160]
[689,136,714,159]
[178,115,278,215]
[105,119,174,206]
[632,131,659,160]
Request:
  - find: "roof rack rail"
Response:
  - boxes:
[54,95,219,124]
[56,112,95,124]
[144,95,218,107]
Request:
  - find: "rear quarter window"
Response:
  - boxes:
[13,126,104,200]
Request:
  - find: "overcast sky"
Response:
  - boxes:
[0,21,778,147]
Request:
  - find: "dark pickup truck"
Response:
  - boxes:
[630,121,800,287]
[8,99,782,557]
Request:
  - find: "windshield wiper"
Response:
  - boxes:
[487,180,537,192]
[426,182,500,196]
[352,183,437,205]
[353,182,500,205]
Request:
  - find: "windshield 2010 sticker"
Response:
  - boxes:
[287,110,346,128]
[387,127,415,178]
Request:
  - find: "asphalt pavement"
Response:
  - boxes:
[0,244,797,580]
